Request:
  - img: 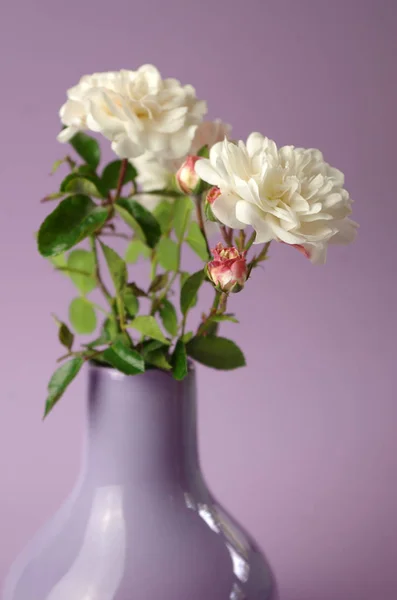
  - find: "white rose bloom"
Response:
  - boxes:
[58,72,121,143]
[58,65,207,160]
[195,133,358,263]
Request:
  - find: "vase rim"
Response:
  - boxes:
[88,358,195,380]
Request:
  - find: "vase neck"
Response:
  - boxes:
[83,364,200,487]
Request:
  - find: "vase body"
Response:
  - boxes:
[3,363,275,600]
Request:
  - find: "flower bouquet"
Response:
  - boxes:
[38,64,357,416]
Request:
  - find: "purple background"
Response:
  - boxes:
[1,1,396,599]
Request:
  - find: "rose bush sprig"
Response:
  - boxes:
[37,65,357,416]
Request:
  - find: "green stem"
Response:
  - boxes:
[89,236,113,306]
[211,290,222,313]
[114,159,128,202]
[116,295,126,331]
[220,225,234,246]
[193,193,211,259]
[56,351,80,363]
[150,252,157,281]
[219,292,228,314]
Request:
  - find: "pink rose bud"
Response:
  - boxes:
[206,186,221,205]
[206,243,248,293]
[204,187,221,222]
[176,155,201,194]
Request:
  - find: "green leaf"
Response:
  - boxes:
[209,313,239,324]
[41,191,66,202]
[51,157,68,175]
[58,322,74,350]
[102,316,119,342]
[180,271,190,288]
[116,198,161,248]
[69,297,97,334]
[100,241,127,293]
[125,239,151,263]
[69,132,100,169]
[126,282,147,297]
[148,273,168,294]
[145,348,172,371]
[122,287,139,317]
[157,237,179,271]
[159,300,178,337]
[49,253,68,270]
[38,195,108,257]
[197,145,210,158]
[61,175,105,198]
[186,221,209,261]
[67,249,96,294]
[44,358,84,417]
[102,340,145,375]
[102,160,137,191]
[76,164,97,178]
[199,313,239,335]
[186,336,246,370]
[174,196,193,241]
[172,339,188,380]
[152,200,174,233]
[180,272,198,309]
[115,204,146,241]
[128,315,169,344]
[182,331,193,343]
[141,339,166,353]
[180,269,205,316]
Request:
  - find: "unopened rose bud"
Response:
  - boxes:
[206,186,221,205]
[206,243,248,293]
[176,155,202,194]
[204,187,221,222]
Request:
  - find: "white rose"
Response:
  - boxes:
[58,72,121,143]
[195,133,358,263]
[58,65,207,160]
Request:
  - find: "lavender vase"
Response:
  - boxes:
[3,363,275,600]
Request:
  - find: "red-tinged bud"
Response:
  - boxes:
[206,243,248,294]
